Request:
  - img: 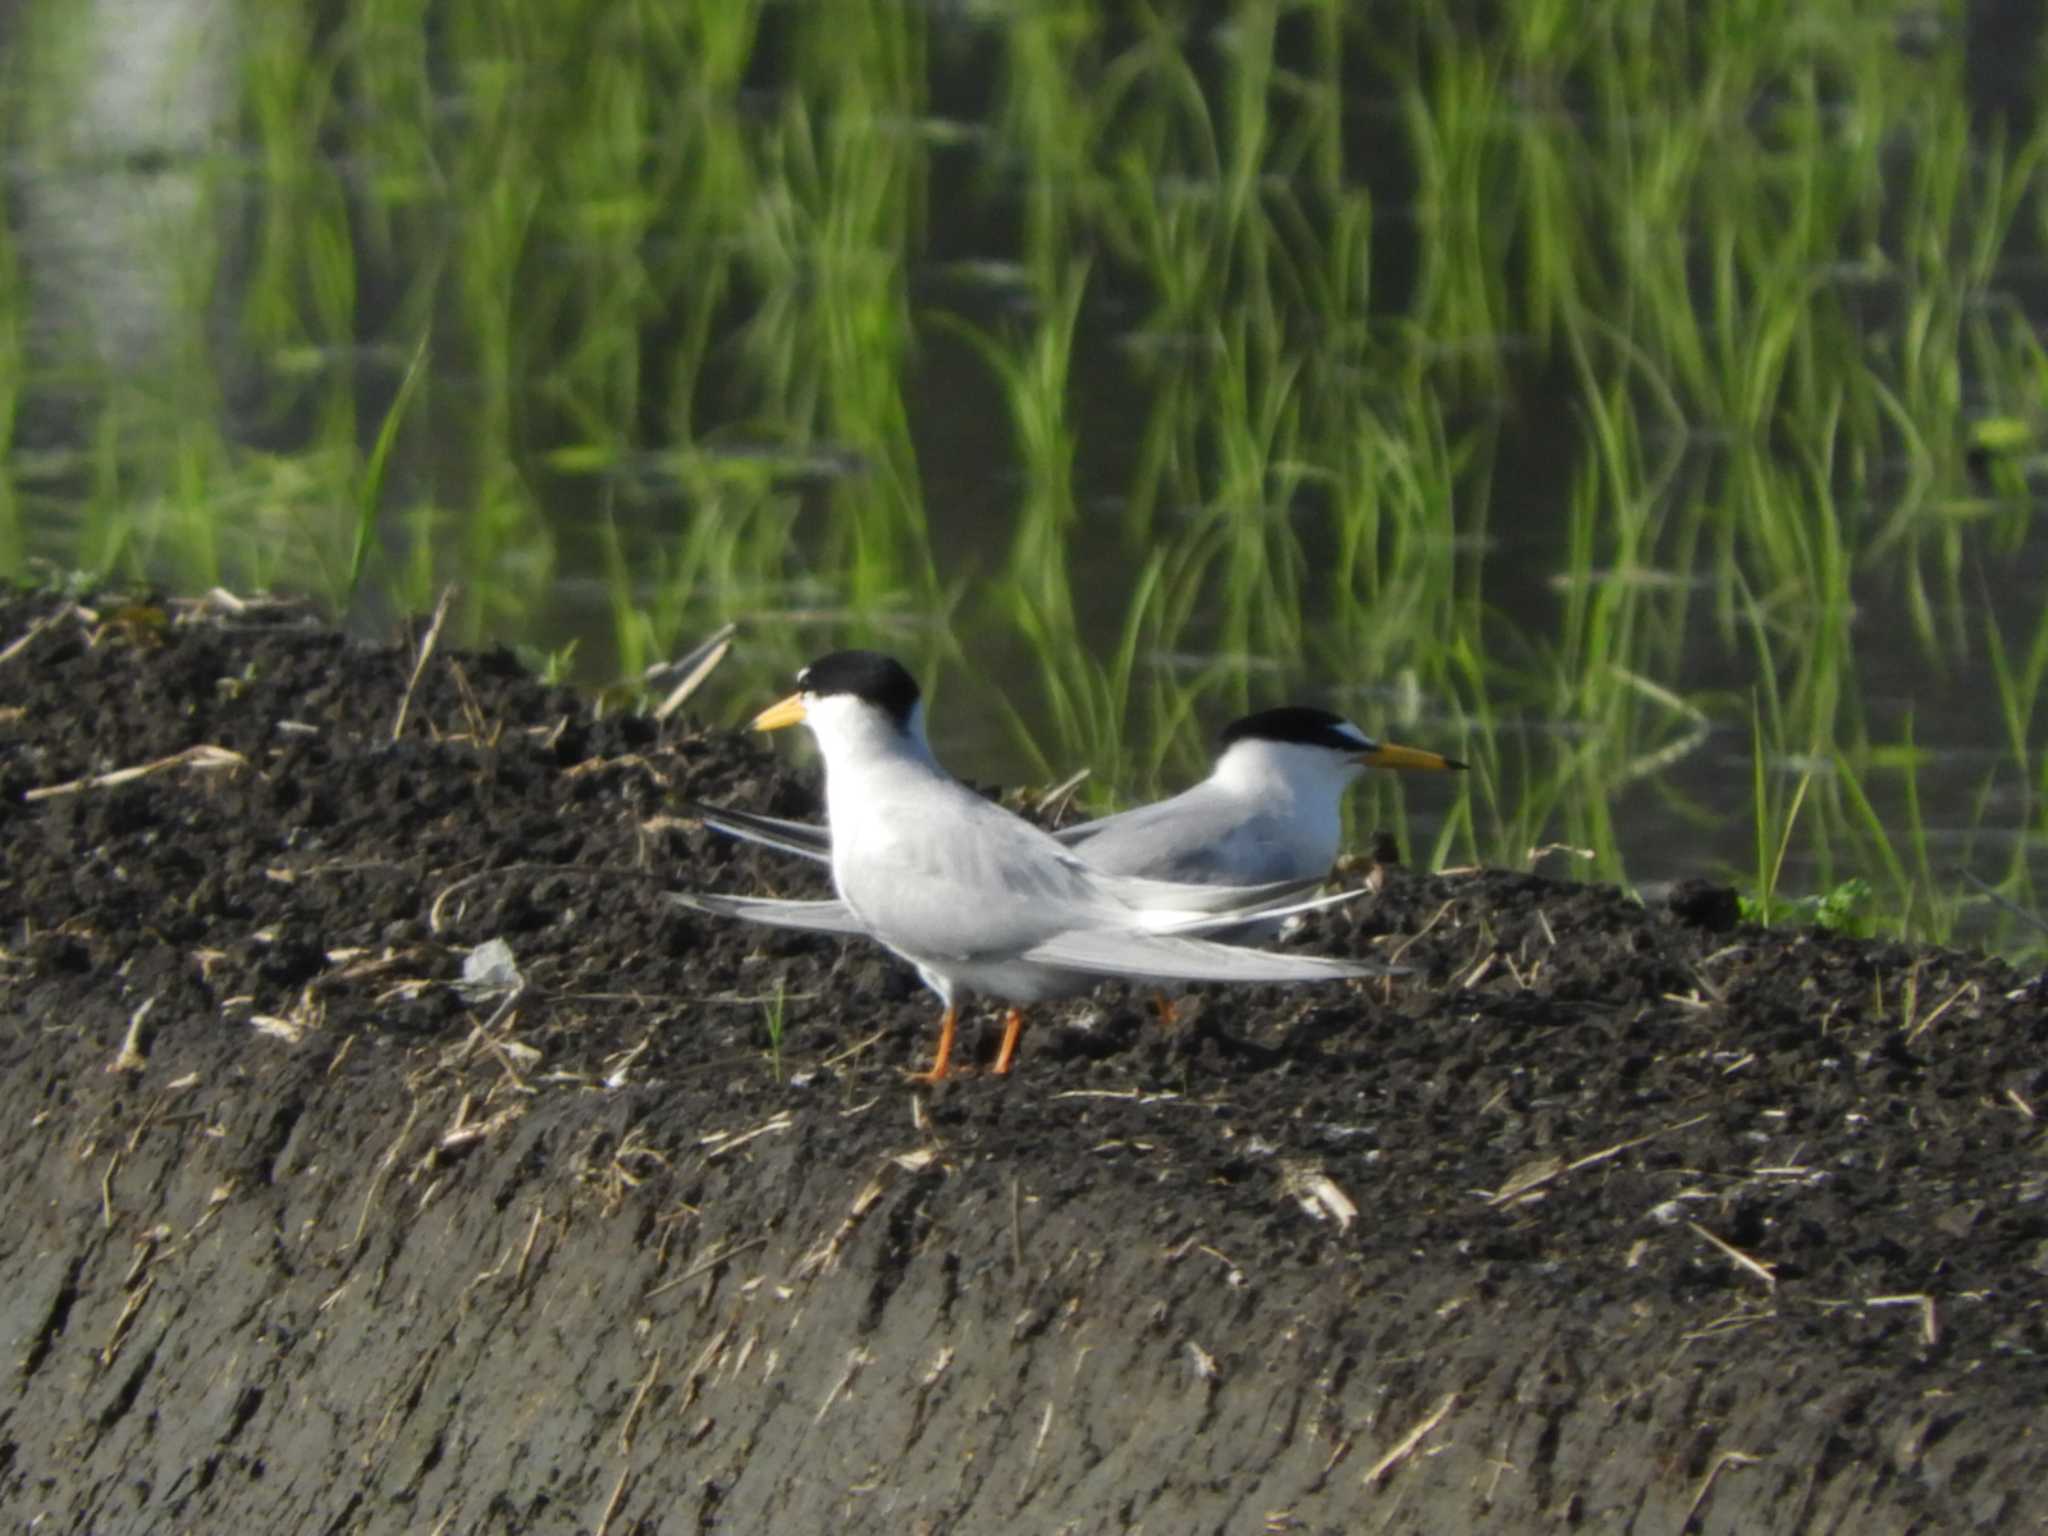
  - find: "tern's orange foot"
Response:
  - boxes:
[907,1005,959,1084]
[991,1007,1025,1075]
[1151,990,1179,1028]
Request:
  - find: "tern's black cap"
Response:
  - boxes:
[796,650,923,728]
[1219,706,1370,753]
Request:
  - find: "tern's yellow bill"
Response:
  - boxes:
[750,693,807,732]
[1356,741,1463,772]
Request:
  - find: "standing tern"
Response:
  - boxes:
[673,651,1396,1081]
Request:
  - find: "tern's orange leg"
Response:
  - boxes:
[908,1005,959,1083]
[991,1007,1025,1075]
[1152,990,1179,1028]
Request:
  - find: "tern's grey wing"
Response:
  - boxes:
[668,891,869,935]
[831,778,1130,961]
[679,799,833,864]
[1050,775,1233,846]
[828,772,1334,964]
[1021,927,1398,983]
[1085,868,1334,927]
[1134,882,1368,936]
[1062,789,1319,885]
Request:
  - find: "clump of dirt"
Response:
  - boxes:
[1,590,2043,1534]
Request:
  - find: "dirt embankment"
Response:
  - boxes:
[1,592,2043,1534]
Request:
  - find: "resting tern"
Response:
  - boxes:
[674,651,1395,1080]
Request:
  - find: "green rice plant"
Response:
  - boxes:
[995,549,1175,795]
[1983,597,2048,803]
[240,7,361,369]
[1864,111,2048,659]
[1197,318,1310,667]
[1960,595,2048,953]
[588,457,807,685]
[992,2,1104,279]
[1553,340,1685,691]
[1828,736,1928,938]
[1698,435,1859,779]
[1090,19,1227,341]
[693,5,932,613]
[1310,397,1471,680]
[517,637,580,688]
[1390,19,1512,387]
[1301,394,1488,876]
[1746,692,1813,930]
[1424,626,1560,875]
[1738,877,1877,938]
[1731,550,1805,926]
[332,0,437,255]
[342,336,430,613]
[655,35,759,439]
[934,261,1091,633]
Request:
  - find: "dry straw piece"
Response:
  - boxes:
[27,744,249,802]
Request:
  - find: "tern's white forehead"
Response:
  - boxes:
[1328,720,1373,749]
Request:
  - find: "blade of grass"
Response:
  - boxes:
[344,334,430,615]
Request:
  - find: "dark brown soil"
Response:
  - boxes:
[2,591,2044,1534]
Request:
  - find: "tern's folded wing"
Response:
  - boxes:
[1086,867,1325,917]
[677,800,834,864]
[1020,927,1402,983]
[668,891,868,935]
[1098,876,1368,935]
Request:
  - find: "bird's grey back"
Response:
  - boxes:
[1060,787,1324,885]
